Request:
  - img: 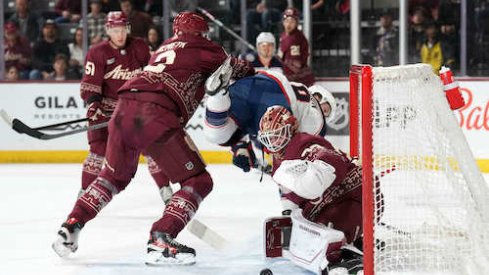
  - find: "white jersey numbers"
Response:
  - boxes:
[144,50,176,73]
[85,61,95,76]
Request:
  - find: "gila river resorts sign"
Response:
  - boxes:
[0,81,488,171]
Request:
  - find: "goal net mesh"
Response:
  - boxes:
[352,64,489,275]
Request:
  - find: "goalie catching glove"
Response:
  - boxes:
[231,141,256,172]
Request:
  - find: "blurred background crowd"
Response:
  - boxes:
[2,0,489,81]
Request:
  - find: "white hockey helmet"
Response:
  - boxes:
[309,85,337,123]
[256,32,276,48]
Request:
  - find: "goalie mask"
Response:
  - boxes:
[258,106,298,153]
[173,12,209,36]
[309,85,337,123]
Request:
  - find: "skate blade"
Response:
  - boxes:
[52,241,72,258]
[145,251,196,266]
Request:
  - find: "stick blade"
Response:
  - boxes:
[187,219,228,250]
[0,109,13,127]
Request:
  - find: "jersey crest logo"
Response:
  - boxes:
[104,65,142,80]
[107,58,115,65]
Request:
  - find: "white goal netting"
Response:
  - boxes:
[353,64,489,275]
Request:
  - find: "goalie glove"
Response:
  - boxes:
[205,56,233,96]
[231,141,256,173]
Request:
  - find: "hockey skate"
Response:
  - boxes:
[145,231,196,265]
[324,245,363,275]
[52,217,84,258]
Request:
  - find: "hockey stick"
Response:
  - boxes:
[196,7,257,51]
[197,7,305,77]
[187,219,228,250]
[0,109,108,140]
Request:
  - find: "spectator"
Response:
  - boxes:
[168,0,197,16]
[100,0,120,14]
[246,0,288,44]
[144,0,163,17]
[292,0,326,19]
[408,6,430,63]
[119,0,154,38]
[8,0,41,44]
[420,23,454,74]
[43,53,79,81]
[4,21,32,80]
[409,0,439,20]
[240,32,283,73]
[278,8,315,86]
[437,0,460,69]
[68,28,84,77]
[5,66,20,81]
[146,26,162,54]
[373,10,399,66]
[55,0,82,23]
[30,19,70,80]
[82,0,107,45]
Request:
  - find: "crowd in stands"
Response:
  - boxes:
[2,0,489,81]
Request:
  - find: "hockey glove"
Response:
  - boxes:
[231,141,256,172]
[86,101,107,124]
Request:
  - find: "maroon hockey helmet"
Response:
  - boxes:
[172,11,209,36]
[258,105,298,153]
[282,8,300,21]
[105,11,130,28]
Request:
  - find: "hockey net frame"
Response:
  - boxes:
[349,64,489,275]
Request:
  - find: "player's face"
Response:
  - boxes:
[258,42,275,58]
[258,125,291,153]
[107,26,128,48]
[320,102,332,118]
[283,17,298,34]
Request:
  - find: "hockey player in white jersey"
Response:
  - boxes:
[204,60,336,174]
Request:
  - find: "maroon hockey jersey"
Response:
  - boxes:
[4,35,32,71]
[279,29,315,86]
[80,37,150,110]
[118,34,255,123]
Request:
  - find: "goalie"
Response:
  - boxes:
[257,105,363,275]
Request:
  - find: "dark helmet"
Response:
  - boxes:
[172,11,209,36]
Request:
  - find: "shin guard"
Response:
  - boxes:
[69,177,118,224]
[151,171,213,237]
[81,152,104,190]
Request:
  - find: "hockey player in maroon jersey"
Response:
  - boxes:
[52,11,255,265]
[78,11,173,204]
[257,106,363,274]
[278,8,315,87]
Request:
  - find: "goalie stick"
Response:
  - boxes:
[0,109,108,140]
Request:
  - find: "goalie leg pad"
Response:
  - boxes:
[286,209,346,274]
[264,216,292,258]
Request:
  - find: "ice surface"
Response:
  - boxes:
[0,164,310,275]
[1,164,488,275]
